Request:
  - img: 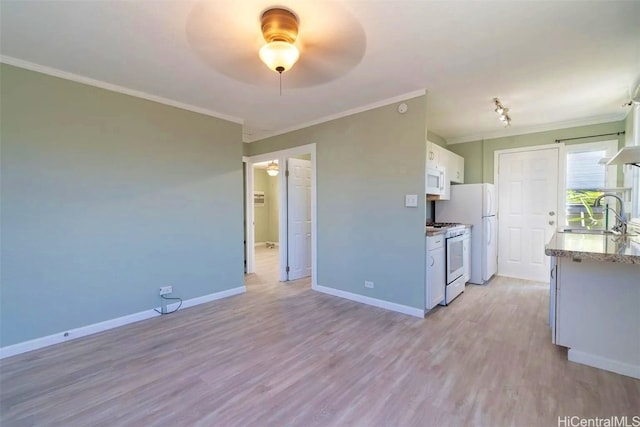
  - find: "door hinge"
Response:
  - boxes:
[286,266,290,273]
[285,170,289,177]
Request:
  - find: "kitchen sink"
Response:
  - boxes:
[560,228,638,236]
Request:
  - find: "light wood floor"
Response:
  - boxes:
[1,247,638,426]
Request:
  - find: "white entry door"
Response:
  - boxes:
[497,147,559,282]
[287,158,312,280]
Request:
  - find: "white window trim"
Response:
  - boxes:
[629,105,640,226]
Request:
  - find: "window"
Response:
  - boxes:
[631,165,639,224]
[564,140,618,230]
[630,105,640,225]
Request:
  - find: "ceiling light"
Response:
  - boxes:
[266,161,279,176]
[259,41,299,74]
[493,98,511,127]
[259,8,300,75]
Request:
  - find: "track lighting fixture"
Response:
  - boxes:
[493,98,511,127]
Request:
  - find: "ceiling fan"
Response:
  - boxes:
[185,1,367,89]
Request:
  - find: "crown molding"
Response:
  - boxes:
[243,89,427,143]
[445,113,628,145]
[0,55,245,125]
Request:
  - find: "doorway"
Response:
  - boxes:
[494,144,564,282]
[244,143,317,286]
[252,160,281,279]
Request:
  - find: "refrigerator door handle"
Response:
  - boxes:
[486,218,491,246]
[486,190,492,217]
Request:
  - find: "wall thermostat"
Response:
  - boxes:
[398,103,408,114]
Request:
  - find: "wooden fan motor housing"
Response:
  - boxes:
[261,8,299,44]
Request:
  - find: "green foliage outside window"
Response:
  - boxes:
[566,190,605,229]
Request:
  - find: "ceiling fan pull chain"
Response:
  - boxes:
[276,65,285,96]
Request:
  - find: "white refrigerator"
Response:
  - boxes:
[435,183,498,285]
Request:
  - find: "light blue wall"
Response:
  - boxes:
[0,64,244,347]
[247,95,428,309]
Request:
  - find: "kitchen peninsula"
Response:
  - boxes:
[545,231,640,379]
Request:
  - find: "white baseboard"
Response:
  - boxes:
[312,284,425,318]
[568,349,640,379]
[173,286,246,310]
[0,286,246,360]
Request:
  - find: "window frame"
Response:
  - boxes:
[630,105,640,226]
[563,140,619,230]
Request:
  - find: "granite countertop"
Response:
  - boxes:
[545,231,640,264]
[425,227,446,237]
[425,224,472,237]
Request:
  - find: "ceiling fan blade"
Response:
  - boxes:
[283,37,366,87]
[185,1,366,88]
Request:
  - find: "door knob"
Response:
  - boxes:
[549,211,555,216]
[549,220,555,225]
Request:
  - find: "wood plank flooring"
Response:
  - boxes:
[1,246,639,426]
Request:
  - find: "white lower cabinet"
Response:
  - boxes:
[549,256,640,377]
[426,235,446,310]
[549,256,557,344]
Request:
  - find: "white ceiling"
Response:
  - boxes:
[1,1,638,144]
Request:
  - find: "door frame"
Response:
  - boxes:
[244,143,317,285]
[493,143,566,276]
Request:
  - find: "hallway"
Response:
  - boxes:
[245,245,311,293]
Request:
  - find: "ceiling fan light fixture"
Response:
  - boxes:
[259,8,300,74]
[259,41,299,74]
[266,161,279,176]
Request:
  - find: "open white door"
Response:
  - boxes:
[286,158,312,280]
[497,147,559,282]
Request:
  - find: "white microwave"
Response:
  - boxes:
[426,167,444,195]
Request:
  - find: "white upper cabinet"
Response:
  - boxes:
[448,151,465,184]
[426,141,464,200]
[426,142,443,170]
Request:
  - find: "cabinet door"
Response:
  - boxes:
[450,152,465,184]
[427,142,451,200]
[427,246,446,308]
[434,144,444,169]
[426,142,439,170]
[549,256,557,343]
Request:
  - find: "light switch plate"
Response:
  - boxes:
[405,194,418,207]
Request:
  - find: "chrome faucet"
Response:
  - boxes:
[594,194,627,234]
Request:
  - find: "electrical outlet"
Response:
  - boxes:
[159,286,173,296]
[364,280,374,289]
